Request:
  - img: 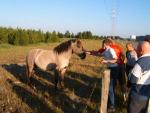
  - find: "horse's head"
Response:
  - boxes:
[71,39,86,59]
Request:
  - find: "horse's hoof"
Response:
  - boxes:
[27,82,31,86]
[63,88,69,93]
[58,88,64,93]
[54,89,58,94]
[26,78,32,85]
[54,88,59,93]
[54,87,62,93]
[29,84,36,90]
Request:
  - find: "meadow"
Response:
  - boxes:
[0,39,127,113]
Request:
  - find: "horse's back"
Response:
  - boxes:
[26,49,42,61]
[26,49,42,66]
[27,49,56,71]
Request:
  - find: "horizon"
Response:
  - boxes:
[0,0,150,38]
[1,26,149,39]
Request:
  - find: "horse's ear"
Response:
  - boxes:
[74,38,81,43]
[71,39,76,43]
[76,38,80,42]
[71,39,81,46]
[70,39,76,47]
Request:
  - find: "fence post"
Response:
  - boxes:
[99,69,110,113]
[148,100,150,113]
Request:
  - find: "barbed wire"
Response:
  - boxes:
[82,79,98,113]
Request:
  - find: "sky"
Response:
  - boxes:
[0,0,150,38]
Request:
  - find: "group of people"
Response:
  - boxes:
[86,38,150,113]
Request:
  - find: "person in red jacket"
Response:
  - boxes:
[86,38,127,102]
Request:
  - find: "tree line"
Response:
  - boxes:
[0,27,104,45]
[0,27,60,45]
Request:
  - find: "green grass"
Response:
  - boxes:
[0,39,128,113]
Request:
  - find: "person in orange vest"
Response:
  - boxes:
[86,38,127,103]
[86,39,119,112]
[108,39,127,102]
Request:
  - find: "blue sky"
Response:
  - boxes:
[0,0,150,38]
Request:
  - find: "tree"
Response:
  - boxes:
[70,33,75,38]
[65,30,71,38]
[8,33,15,45]
[0,27,9,43]
[45,32,51,43]
[76,32,82,38]
[51,31,59,42]
[57,32,64,38]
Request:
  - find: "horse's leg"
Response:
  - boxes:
[54,69,59,90]
[26,64,30,83]
[59,68,67,89]
[26,60,34,84]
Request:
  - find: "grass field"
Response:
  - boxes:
[0,39,128,113]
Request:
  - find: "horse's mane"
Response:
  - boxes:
[54,39,76,54]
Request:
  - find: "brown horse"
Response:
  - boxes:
[26,39,86,90]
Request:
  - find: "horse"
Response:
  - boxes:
[26,39,86,90]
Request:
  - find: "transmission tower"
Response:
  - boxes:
[104,0,119,38]
[111,7,117,38]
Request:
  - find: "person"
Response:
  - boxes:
[125,42,138,77]
[125,42,138,88]
[127,39,150,113]
[86,39,118,112]
[108,39,127,102]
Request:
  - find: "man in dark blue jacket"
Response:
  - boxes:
[127,39,150,113]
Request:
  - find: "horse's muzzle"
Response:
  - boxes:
[79,52,86,59]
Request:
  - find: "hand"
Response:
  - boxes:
[101,59,108,64]
[85,51,91,55]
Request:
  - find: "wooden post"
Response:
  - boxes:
[147,99,150,113]
[100,69,110,113]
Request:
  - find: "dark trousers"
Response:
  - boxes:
[108,66,119,107]
[118,64,126,93]
[126,65,133,76]
[126,65,133,88]
[127,90,149,113]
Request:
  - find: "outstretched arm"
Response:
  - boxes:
[101,58,117,64]
[86,50,102,57]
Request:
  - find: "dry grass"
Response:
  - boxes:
[0,39,128,113]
